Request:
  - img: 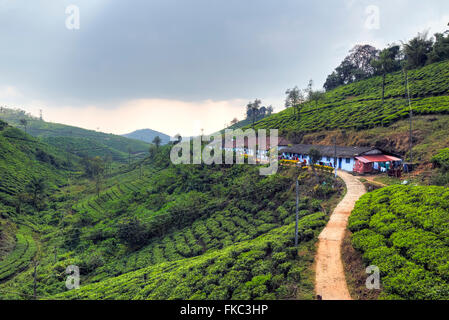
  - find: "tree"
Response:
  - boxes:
[26,176,47,210]
[345,45,379,81]
[266,105,274,115]
[371,45,401,104]
[306,79,326,106]
[148,144,157,160]
[230,118,239,125]
[323,44,379,90]
[427,33,449,64]
[88,157,105,197]
[19,119,27,134]
[247,99,261,125]
[403,32,434,69]
[323,71,343,91]
[308,148,322,182]
[285,87,305,120]
[117,217,148,250]
[14,192,28,214]
[152,136,162,149]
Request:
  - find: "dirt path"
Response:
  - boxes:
[362,176,387,187]
[315,171,366,300]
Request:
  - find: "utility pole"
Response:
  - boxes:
[334,137,337,178]
[295,178,299,247]
[405,69,413,164]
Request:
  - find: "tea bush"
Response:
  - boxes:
[349,185,449,299]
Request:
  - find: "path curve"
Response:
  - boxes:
[315,171,366,300]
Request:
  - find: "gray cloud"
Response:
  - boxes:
[1,0,449,108]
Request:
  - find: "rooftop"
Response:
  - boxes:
[282,144,379,158]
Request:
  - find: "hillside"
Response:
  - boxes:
[349,185,449,299]
[245,61,449,134]
[0,120,80,283]
[0,144,344,299]
[0,108,150,163]
[122,129,171,145]
[0,120,75,219]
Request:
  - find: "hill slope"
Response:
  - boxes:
[0,108,150,163]
[0,120,75,220]
[0,144,344,299]
[245,61,449,133]
[122,129,170,145]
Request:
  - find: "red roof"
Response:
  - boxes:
[355,155,402,163]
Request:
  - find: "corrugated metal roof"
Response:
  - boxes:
[355,155,402,163]
[282,144,377,158]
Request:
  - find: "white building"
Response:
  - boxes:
[281,144,393,172]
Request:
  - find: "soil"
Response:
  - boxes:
[314,170,366,300]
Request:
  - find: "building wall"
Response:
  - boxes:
[281,152,356,172]
[340,157,355,171]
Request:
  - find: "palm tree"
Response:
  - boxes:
[14,192,28,214]
[152,136,162,149]
[26,176,47,210]
[403,32,433,69]
[371,46,401,105]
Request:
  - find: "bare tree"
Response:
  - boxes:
[285,86,305,120]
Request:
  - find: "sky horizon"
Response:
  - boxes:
[1,1,448,137]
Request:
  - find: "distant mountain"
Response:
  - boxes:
[0,107,150,163]
[122,129,171,145]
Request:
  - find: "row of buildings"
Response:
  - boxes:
[217,136,402,174]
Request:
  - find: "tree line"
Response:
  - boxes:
[323,30,449,92]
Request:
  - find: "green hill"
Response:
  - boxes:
[0,120,75,220]
[245,61,449,133]
[0,108,150,163]
[0,143,344,299]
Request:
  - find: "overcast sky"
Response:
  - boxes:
[1,0,448,136]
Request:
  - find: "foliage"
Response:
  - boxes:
[432,149,449,171]
[324,45,379,91]
[53,215,326,300]
[0,141,342,300]
[246,60,449,133]
[0,107,149,163]
[0,227,37,282]
[349,185,449,299]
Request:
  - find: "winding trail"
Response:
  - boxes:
[315,171,366,300]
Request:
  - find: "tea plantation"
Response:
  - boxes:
[0,140,343,299]
[248,60,449,132]
[348,185,449,299]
